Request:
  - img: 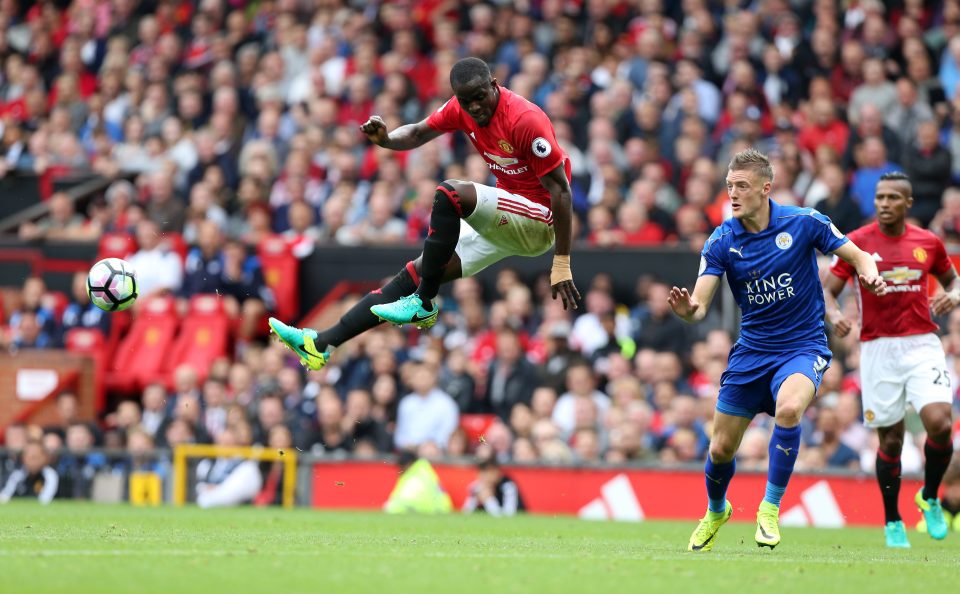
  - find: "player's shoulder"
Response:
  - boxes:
[704,222,734,251]
[503,89,550,128]
[906,223,944,244]
[777,204,831,226]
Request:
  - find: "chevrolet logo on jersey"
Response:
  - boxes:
[483,151,519,167]
[881,266,922,285]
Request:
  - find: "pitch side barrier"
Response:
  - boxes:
[0,447,924,527]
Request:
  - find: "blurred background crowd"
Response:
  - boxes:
[4,0,960,501]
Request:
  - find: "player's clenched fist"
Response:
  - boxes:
[360,115,389,146]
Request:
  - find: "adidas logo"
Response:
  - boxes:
[780,480,845,528]
[498,215,508,226]
[578,474,644,522]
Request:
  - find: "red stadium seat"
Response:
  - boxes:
[46,291,69,322]
[97,232,137,261]
[162,294,230,386]
[161,231,188,263]
[105,295,180,393]
[257,235,299,322]
[459,414,498,451]
[65,328,107,412]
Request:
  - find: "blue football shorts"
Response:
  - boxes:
[716,342,832,419]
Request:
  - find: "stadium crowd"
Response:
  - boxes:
[3,0,960,501]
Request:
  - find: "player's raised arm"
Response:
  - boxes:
[832,241,887,296]
[669,274,721,323]
[822,271,854,338]
[540,163,580,310]
[359,115,443,151]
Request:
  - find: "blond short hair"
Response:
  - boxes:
[728,148,774,182]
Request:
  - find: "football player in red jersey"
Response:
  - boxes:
[824,172,958,547]
[269,58,579,371]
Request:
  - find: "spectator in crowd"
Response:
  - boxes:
[814,407,861,470]
[850,137,900,218]
[394,363,459,454]
[901,120,953,226]
[462,455,525,516]
[885,78,935,148]
[812,163,864,234]
[195,422,262,508]
[60,270,111,342]
[18,193,86,241]
[140,383,168,438]
[127,219,183,299]
[483,328,542,421]
[0,440,59,504]
[552,363,610,440]
[56,422,106,499]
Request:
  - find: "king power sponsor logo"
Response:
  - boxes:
[578,474,645,521]
[779,480,845,528]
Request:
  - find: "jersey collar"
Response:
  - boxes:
[730,198,780,236]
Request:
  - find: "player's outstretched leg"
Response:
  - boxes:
[372,181,474,328]
[688,456,735,551]
[270,261,421,369]
[915,403,954,540]
[875,423,910,547]
[689,412,745,552]
[757,374,812,549]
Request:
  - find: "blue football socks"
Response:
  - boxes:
[764,424,802,507]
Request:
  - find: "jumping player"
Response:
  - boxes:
[669,149,886,551]
[268,57,580,370]
[823,171,957,548]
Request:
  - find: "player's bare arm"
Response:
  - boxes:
[540,162,581,310]
[833,241,887,296]
[359,115,443,151]
[822,272,854,338]
[931,266,960,316]
[669,274,721,324]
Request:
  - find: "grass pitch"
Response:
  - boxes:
[0,502,956,594]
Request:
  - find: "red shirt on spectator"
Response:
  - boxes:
[798,119,850,157]
[619,223,666,246]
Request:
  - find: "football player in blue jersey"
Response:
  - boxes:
[669,149,887,551]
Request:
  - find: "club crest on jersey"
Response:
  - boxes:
[498,139,514,154]
[532,137,552,158]
[864,409,875,422]
[498,215,509,226]
[913,247,927,263]
[775,232,793,250]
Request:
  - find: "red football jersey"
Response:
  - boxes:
[830,222,952,341]
[426,87,570,208]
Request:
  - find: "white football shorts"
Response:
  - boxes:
[859,333,954,428]
[455,182,556,277]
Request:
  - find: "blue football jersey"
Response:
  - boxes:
[700,200,849,351]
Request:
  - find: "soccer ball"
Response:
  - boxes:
[87,258,138,312]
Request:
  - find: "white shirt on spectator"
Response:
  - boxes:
[551,391,611,438]
[195,458,262,508]
[394,388,459,451]
[129,247,184,296]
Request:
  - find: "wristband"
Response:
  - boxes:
[551,254,572,285]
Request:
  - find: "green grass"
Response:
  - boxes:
[0,502,956,594]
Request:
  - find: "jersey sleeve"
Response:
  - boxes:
[699,227,727,277]
[425,97,462,133]
[931,236,952,277]
[806,209,849,254]
[513,110,565,178]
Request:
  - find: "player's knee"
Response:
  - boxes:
[708,439,737,464]
[435,181,465,217]
[926,417,953,443]
[774,402,804,427]
[879,431,904,455]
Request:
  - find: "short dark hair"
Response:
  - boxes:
[450,57,491,89]
[879,171,913,194]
